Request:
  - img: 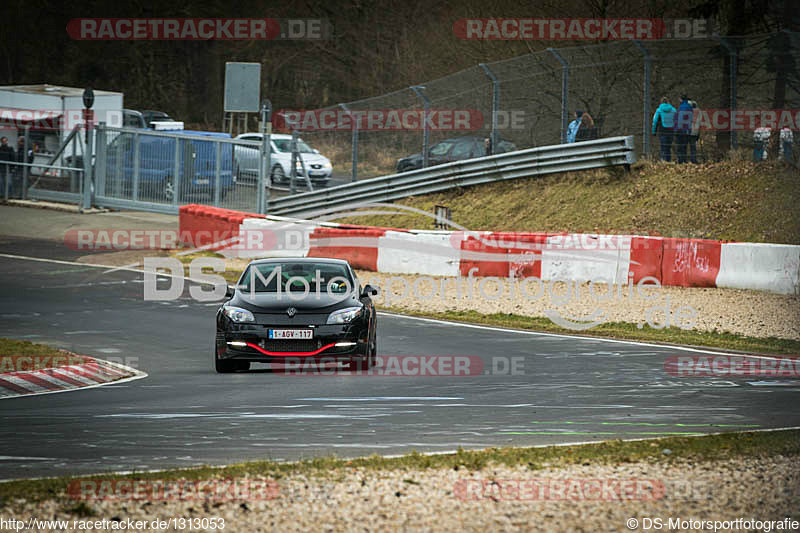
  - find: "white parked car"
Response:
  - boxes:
[234,133,333,186]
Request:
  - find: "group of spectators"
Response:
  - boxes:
[651,94,700,163]
[566,110,598,143]
[753,126,793,163]
[0,136,35,198]
[652,95,794,165]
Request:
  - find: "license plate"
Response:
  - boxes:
[196,178,209,185]
[269,329,313,339]
[310,171,325,176]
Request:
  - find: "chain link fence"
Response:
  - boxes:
[287,31,799,180]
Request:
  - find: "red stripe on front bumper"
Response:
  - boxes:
[243,342,338,357]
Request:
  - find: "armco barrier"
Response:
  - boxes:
[178,205,800,295]
[266,136,636,217]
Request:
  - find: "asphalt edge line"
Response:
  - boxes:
[377,312,788,360]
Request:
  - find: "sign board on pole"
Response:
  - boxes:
[224,62,261,113]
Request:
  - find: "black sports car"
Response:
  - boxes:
[396,136,517,172]
[215,258,378,373]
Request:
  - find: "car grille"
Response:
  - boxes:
[310,164,322,169]
[258,339,320,353]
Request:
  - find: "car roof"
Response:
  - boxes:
[248,257,350,266]
[164,130,232,138]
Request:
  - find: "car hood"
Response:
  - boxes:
[399,152,423,164]
[229,291,360,313]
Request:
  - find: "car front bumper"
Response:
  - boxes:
[216,323,369,363]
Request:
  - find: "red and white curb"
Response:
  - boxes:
[0,358,146,399]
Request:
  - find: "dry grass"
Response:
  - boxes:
[334,159,800,244]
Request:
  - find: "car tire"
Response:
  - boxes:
[163,175,175,202]
[271,165,285,183]
[215,356,250,373]
[215,353,235,373]
[349,338,376,372]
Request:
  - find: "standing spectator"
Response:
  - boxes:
[779,127,793,163]
[687,100,700,164]
[652,97,676,161]
[13,136,33,198]
[674,94,693,163]
[753,126,771,161]
[566,110,582,143]
[0,137,14,196]
[576,111,597,142]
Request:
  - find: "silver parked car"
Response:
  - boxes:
[234,133,333,186]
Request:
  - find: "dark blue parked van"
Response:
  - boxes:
[105,129,234,201]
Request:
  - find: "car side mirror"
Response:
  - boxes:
[313,148,320,154]
[225,285,235,298]
[361,284,378,297]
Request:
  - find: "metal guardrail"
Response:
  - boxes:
[267,136,636,217]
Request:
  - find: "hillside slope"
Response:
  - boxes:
[338,160,800,244]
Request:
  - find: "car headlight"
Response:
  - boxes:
[223,306,255,323]
[327,306,363,324]
[322,161,332,169]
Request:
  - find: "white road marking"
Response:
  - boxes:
[378,312,789,361]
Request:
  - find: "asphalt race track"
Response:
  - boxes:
[1,237,799,481]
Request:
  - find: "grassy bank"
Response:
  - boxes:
[335,159,800,244]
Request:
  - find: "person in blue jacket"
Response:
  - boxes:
[674,94,693,163]
[652,97,676,161]
[566,110,583,143]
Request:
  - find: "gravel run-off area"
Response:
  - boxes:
[5,454,799,532]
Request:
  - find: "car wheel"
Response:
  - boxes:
[215,353,235,373]
[215,354,249,373]
[349,339,376,372]
[163,175,175,202]
[271,165,285,183]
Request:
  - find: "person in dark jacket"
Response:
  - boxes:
[687,100,700,164]
[674,94,693,163]
[12,137,33,197]
[575,111,596,142]
[652,97,676,161]
[0,137,14,196]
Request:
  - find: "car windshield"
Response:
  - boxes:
[238,262,353,293]
[429,141,456,156]
[272,139,315,154]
